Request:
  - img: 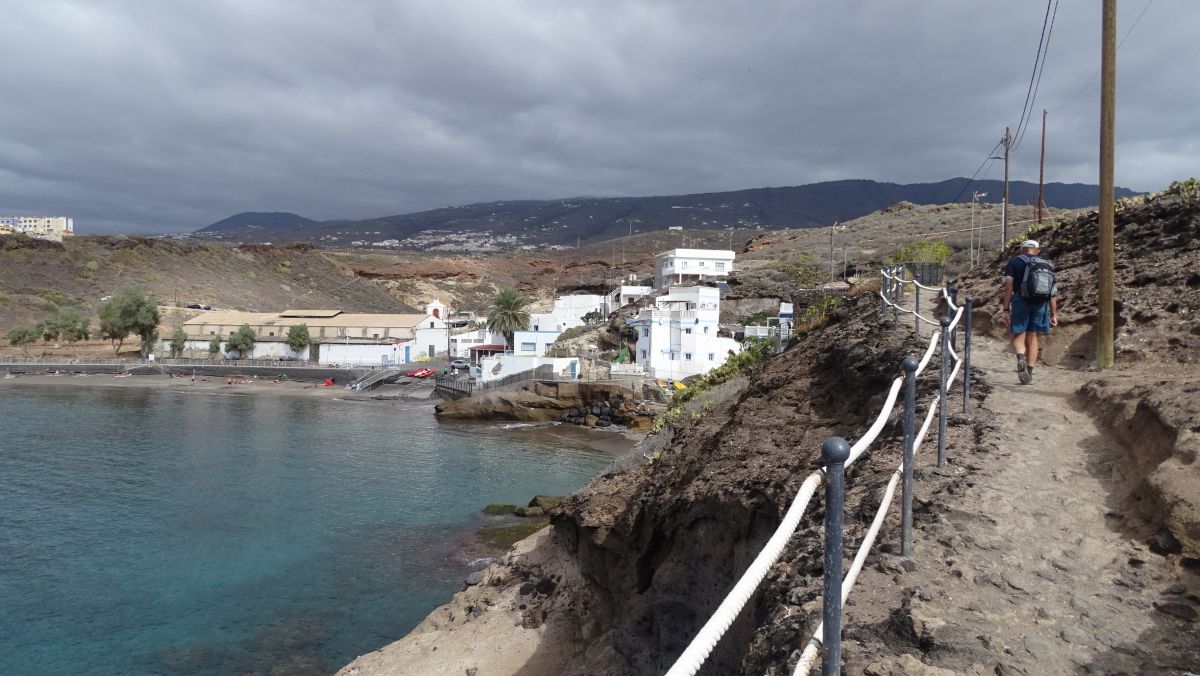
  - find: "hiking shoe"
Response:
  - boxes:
[1017,354,1031,384]
[1027,366,1035,382]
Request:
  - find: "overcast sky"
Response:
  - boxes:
[1,1,1195,234]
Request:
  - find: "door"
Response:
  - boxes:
[569,361,577,378]
[404,345,411,363]
[428,345,435,359]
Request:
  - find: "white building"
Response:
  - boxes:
[174,301,450,366]
[605,284,654,315]
[654,248,735,288]
[0,216,74,242]
[529,294,606,332]
[628,286,741,380]
[477,355,580,383]
[513,330,564,357]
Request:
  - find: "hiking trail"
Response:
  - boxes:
[840,330,1200,675]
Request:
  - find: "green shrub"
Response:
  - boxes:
[886,240,951,266]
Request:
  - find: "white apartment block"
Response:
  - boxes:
[628,286,741,381]
[0,216,74,242]
[654,248,735,288]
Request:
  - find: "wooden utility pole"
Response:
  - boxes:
[1002,126,1011,247]
[1038,110,1047,224]
[1097,0,1117,369]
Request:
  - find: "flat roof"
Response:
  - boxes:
[279,309,342,318]
[184,310,432,328]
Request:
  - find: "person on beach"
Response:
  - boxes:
[1001,239,1058,384]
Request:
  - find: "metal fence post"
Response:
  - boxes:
[892,269,899,324]
[963,298,973,414]
[901,356,918,557]
[821,436,851,676]
[937,316,950,468]
[883,271,892,321]
[913,283,921,337]
[948,281,960,358]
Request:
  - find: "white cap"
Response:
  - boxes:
[1020,239,1040,249]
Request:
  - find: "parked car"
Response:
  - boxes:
[450,359,470,370]
[185,303,202,309]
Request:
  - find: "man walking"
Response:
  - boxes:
[1001,239,1058,384]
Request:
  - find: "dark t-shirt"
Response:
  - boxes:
[1003,255,1029,282]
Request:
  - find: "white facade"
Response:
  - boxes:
[477,355,580,383]
[513,330,563,357]
[628,286,741,380]
[529,294,606,332]
[654,248,735,288]
[449,327,507,358]
[605,285,653,314]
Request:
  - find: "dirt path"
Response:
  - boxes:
[841,333,1199,674]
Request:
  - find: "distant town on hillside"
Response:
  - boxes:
[188,177,1139,251]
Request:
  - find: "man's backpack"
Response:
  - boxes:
[1019,254,1056,301]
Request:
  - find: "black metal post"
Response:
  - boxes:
[914,283,921,337]
[821,436,851,676]
[901,356,918,557]
[892,269,899,324]
[937,316,950,468]
[963,298,973,414]
[879,272,887,321]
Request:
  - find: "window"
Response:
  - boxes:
[268,332,275,337]
[684,352,692,360]
[209,331,215,335]
[703,326,709,334]
[642,328,649,337]
[716,262,726,272]
[708,352,715,360]
[685,328,692,334]
[429,321,435,328]
[640,349,647,359]
[698,261,705,267]
[373,333,379,339]
[521,342,536,352]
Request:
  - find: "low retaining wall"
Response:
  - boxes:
[2,362,369,382]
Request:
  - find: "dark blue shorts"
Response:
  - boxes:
[1011,296,1050,334]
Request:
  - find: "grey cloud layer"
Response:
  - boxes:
[1,0,1195,233]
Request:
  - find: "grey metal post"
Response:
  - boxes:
[913,283,920,337]
[937,316,950,468]
[948,282,960,358]
[892,269,899,324]
[901,356,918,557]
[883,271,892,321]
[820,436,851,676]
[963,298,973,414]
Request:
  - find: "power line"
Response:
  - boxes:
[950,138,1005,204]
[1013,0,1060,155]
[1011,0,1055,156]
[1050,0,1155,113]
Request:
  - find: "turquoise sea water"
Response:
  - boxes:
[0,384,616,675]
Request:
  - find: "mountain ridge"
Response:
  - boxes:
[194,178,1139,248]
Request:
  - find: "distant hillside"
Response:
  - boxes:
[198,211,316,234]
[192,179,1139,249]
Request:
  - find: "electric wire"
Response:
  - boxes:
[1050,0,1155,113]
[1012,0,1060,155]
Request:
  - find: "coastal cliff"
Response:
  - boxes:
[341,291,926,674]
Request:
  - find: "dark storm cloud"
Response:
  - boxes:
[0,0,1195,234]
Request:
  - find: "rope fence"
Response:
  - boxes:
[664,267,974,676]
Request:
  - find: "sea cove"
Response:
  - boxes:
[0,382,622,675]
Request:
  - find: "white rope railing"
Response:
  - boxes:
[663,269,966,676]
[794,344,965,675]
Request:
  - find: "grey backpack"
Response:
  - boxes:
[1019,255,1056,301]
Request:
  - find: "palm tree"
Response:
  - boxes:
[486,287,532,349]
